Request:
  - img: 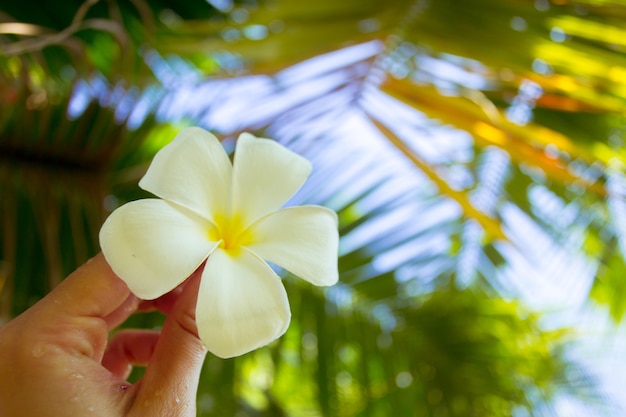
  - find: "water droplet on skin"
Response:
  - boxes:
[174,397,181,404]
[31,345,44,358]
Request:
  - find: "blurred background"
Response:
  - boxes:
[1,0,626,415]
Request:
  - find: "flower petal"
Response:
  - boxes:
[196,248,291,358]
[246,206,339,286]
[139,127,232,221]
[99,199,219,300]
[232,133,311,225]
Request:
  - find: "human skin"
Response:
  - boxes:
[0,253,207,417]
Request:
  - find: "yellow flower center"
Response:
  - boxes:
[209,214,254,254]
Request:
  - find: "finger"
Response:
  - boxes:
[42,253,131,320]
[132,271,206,416]
[104,293,140,330]
[102,330,161,379]
[15,254,133,361]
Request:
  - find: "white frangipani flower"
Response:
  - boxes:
[99,127,338,358]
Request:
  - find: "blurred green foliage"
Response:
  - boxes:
[1,0,625,415]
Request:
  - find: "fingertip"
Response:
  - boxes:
[163,270,206,355]
[38,252,131,320]
[104,293,140,330]
[137,271,206,396]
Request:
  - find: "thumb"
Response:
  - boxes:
[131,270,207,416]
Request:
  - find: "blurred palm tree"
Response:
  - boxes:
[1,0,625,415]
